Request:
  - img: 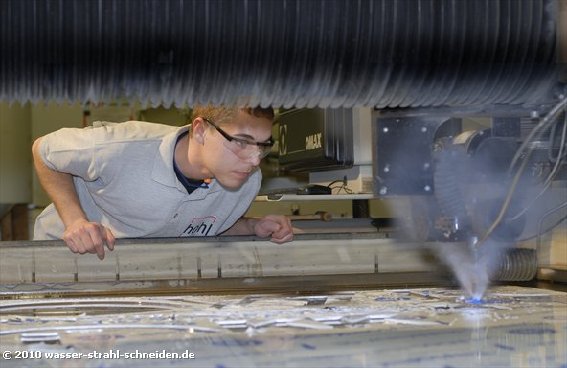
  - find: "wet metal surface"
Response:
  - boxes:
[0,286,565,367]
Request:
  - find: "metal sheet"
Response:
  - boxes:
[0,286,565,367]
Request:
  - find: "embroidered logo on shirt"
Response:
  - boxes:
[182,216,216,237]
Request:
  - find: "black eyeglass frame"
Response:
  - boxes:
[201,117,274,149]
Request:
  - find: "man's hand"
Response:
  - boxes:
[63,219,115,260]
[252,215,294,243]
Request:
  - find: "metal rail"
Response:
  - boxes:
[0,234,452,298]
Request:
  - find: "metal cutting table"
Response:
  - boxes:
[1,232,565,367]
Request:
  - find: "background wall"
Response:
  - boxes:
[30,103,84,206]
[0,103,32,204]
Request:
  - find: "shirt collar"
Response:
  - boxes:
[151,125,219,197]
[151,125,189,190]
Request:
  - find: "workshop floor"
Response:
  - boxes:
[0,285,565,367]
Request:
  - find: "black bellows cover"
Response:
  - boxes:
[0,0,560,107]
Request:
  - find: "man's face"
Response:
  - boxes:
[203,110,273,189]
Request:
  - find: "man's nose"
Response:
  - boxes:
[244,149,262,166]
[248,153,261,166]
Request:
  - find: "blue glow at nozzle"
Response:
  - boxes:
[464,297,484,305]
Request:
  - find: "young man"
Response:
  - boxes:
[33,106,294,259]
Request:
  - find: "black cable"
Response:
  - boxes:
[536,201,567,250]
[327,180,344,187]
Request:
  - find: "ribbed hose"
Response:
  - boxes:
[491,248,537,281]
[0,0,560,107]
[433,144,468,221]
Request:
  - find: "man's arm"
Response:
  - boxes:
[32,137,115,259]
[222,215,294,244]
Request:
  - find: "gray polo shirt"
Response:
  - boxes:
[34,121,261,240]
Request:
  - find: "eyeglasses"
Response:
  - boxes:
[201,117,273,159]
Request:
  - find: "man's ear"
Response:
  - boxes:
[192,117,206,145]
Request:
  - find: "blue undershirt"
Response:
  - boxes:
[173,131,209,194]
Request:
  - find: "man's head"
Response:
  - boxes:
[191,106,275,127]
[188,106,275,189]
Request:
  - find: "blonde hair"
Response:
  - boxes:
[191,105,275,126]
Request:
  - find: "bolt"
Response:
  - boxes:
[383,127,389,133]
[424,185,431,192]
[530,110,539,119]
[421,126,427,133]
[379,186,388,195]
[383,164,390,173]
[423,162,430,170]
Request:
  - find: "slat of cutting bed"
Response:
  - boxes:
[0,235,437,285]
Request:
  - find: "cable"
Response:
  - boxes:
[478,97,567,246]
[508,97,567,174]
[329,185,353,194]
[548,112,567,163]
[536,201,567,250]
[542,122,566,187]
[507,114,567,221]
[517,212,566,242]
[328,176,353,194]
[477,146,531,246]
[326,180,345,187]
